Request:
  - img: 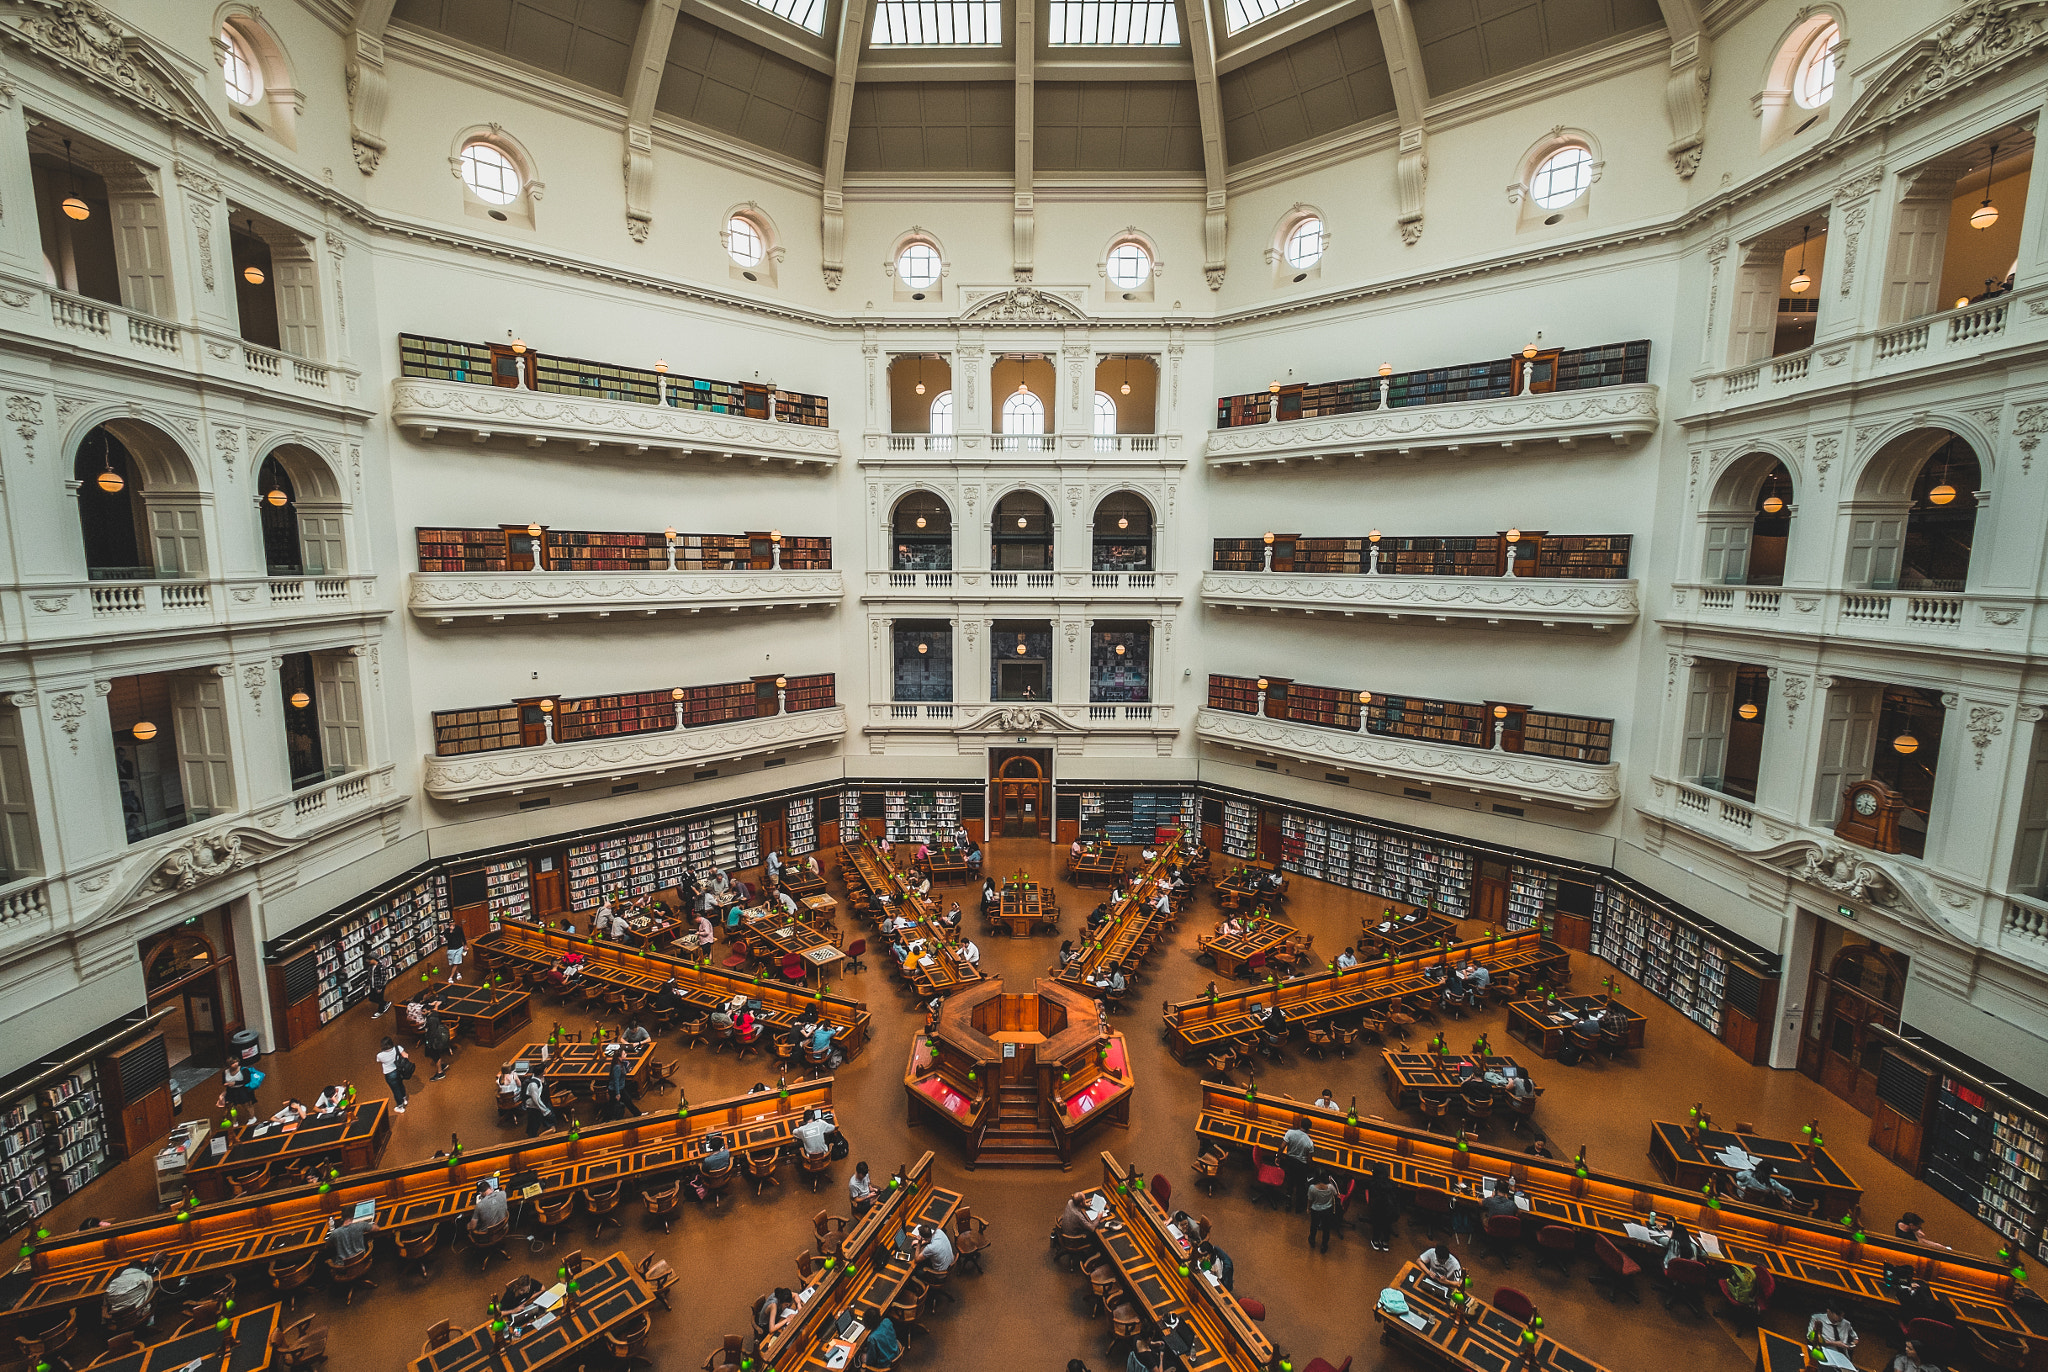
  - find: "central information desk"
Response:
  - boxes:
[1199,917,1300,979]
[1506,994,1647,1058]
[1648,1120,1862,1212]
[409,1250,654,1372]
[1163,931,1569,1063]
[1382,1052,1531,1108]
[0,1079,836,1328]
[842,841,982,996]
[477,919,871,1058]
[1055,842,1179,991]
[1093,1151,1273,1372]
[90,1300,283,1372]
[417,979,533,1046]
[1362,909,1461,959]
[511,1040,655,1094]
[1194,1083,2045,1352]
[184,1100,393,1201]
[1377,1262,1612,1372]
[754,1151,964,1372]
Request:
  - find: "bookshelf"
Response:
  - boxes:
[1384,536,1504,577]
[1216,393,1270,429]
[668,374,759,417]
[1920,1074,2047,1258]
[773,389,831,428]
[398,334,501,386]
[1533,535,1632,579]
[683,681,761,728]
[1368,694,1491,750]
[787,797,818,855]
[1221,800,1257,859]
[1553,340,1650,392]
[546,531,670,571]
[1518,712,1614,766]
[1281,682,1362,732]
[1293,538,1364,574]
[1276,811,1475,915]
[1589,882,1732,1034]
[555,691,673,743]
[1211,538,1266,571]
[1209,532,1632,580]
[1207,675,1261,714]
[1506,863,1556,931]
[416,528,512,572]
[413,528,831,574]
[532,352,660,406]
[305,872,448,1027]
[782,674,838,714]
[483,859,530,925]
[1076,789,1197,845]
[1386,359,1516,409]
[885,790,961,844]
[431,705,525,757]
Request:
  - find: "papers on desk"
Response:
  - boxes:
[1200,1266,1223,1289]
[534,1284,565,1310]
[778,927,797,938]
[1819,1350,1855,1370]
[1717,1145,1761,1171]
[1697,1232,1724,1259]
[1623,1222,1670,1244]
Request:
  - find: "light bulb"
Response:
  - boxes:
[1378,364,1392,377]
[510,337,527,354]
[1789,270,1810,294]
[1522,343,1537,360]
[915,382,926,395]
[915,516,927,529]
[527,523,542,538]
[1368,529,1380,542]
[1115,644,1126,656]
[1972,202,1999,230]
[538,698,554,713]
[1928,484,1957,506]
[663,526,676,540]
[1017,644,1027,655]
[1017,517,1028,528]
[1956,297,1972,309]
[918,643,928,654]
[265,488,288,508]
[1762,496,1786,515]
[1493,705,1508,719]
[1358,691,1372,705]
[289,692,310,710]
[61,196,89,221]
[1256,678,1268,691]
[655,359,668,373]
[1016,381,1028,395]
[1268,380,1280,394]
[96,470,124,494]
[1737,703,1758,720]
[671,688,684,700]
[775,677,786,690]
[131,721,157,742]
[1117,517,1128,530]
[1120,382,1130,395]
[1262,532,1274,545]
[1893,734,1919,755]
[1506,528,1521,543]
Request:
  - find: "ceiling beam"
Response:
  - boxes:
[1653,0,1710,179]
[1369,0,1428,244]
[1014,0,1037,280]
[820,0,873,288]
[623,0,685,241]
[1182,0,1229,287]
[344,0,399,175]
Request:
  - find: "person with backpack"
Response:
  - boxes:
[422,1004,453,1081]
[375,1037,411,1114]
[523,1072,555,1137]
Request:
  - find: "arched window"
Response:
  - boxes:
[1107,241,1152,289]
[73,422,206,580]
[726,215,765,267]
[1700,454,1794,587]
[896,242,941,288]
[220,27,261,105]
[1760,13,1845,150]
[1001,390,1045,435]
[1284,216,1325,268]
[257,454,300,574]
[1792,23,1841,108]
[1531,146,1594,209]
[1093,391,1117,436]
[1093,491,1153,571]
[892,492,952,571]
[216,13,298,147]
[929,390,954,434]
[458,142,522,204]
[1512,131,1601,231]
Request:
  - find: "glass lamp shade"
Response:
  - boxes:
[289,692,310,710]
[663,526,676,540]
[61,196,90,221]
[917,643,928,654]
[1493,705,1509,719]
[1255,678,1268,691]
[1737,703,1759,720]
[96,470,124,494]
[1117,517,1128,529]
[1505,528,1521,542]
[527,523,542,537]
[655,360,668,373]
[1788,270,1810,294]
[1120,383,1131,395]
[1267,380,1280,394]
[1893,734,1919,755]
[510,338,527,354]
[1928,484,1957,505]
[1262,532,1274,545]
[131,721,157,742]
[1762,496,1786,515]
[1115,644,1126,656]
[1358,691,1372,704]
[671,688,683,700]
[1955,296,1972,309]
[1522,344,1537,359]
[1016,644,1027,655]
[915,382,925,394]
[1971,202,2000,230]
[915,516,926,529]
[1017,517,1028,528]
[1378,364,1393,377]
[538,698,554,713]
[775,677,787,689]
[242,264,266,286]
[264,488,288,507]
[1368,529,1380,542]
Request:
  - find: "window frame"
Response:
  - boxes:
[1509,129,1603,233]
[1001,390,1046,435]
[888,229,949,301]
[1099,228,1160,302]
[721,203,783,287]
[448,126,542,228]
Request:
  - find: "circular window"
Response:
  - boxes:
[727,216,765,268]
[1793,24,1840,108]
[221,28,262,106]
[896,242,941,289]
[1530,146,1594,210]
[1284,217,1325,269]
[1107,242,1153,289]
[458,142,523,205]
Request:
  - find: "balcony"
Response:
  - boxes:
[1202,386,1660,467]
[423,707,848,802]
[863,702,1177,756]
[392,378,842,466]
[1201,571,1638,630]
[1686,290,2038,419]
[861,433,1185,466]
[1,574,385,649]
[408,570,845,624]
[6,276,365,407]
[861,571,1178,601]
[1665,584,2038,658]
[1195,708,1621,809]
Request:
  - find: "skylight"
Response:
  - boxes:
[1050,0,1179,45]
[740,0,827,34]
[1223,0,1309,35]
[871,0,1003,45]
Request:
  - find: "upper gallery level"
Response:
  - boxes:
[868,345,1184,464]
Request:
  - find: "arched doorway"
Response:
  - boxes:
[1093,491,1153,571]
[1798,933,1906,1110]
[1846,428,1982,591]
[140,923,238,1080]
[1699,454,1794,586]
[992,751,1049,839]
[891,491,952,571]
[992,491,1053,570]
[72,420,206,580]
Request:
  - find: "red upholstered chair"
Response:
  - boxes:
[1480,1214,1522,1265]
[1901,1318,1958,1365]
[1492,1288,1536,1322]
[1248,1143,1287,1209]
[780,955,807,985]
[1533,1224,1577,1277]
[1409,1188,1452,1239]
[1717,1269,1773,1324]
[1150,1175,1172,1212]
[722,938,751,972]
[1657,1258,1711,1316]
[1236,1296,1266,1321]
[843,939,867,972]
[1590,1235,1641,1303]
[1302,1359,1352,1372]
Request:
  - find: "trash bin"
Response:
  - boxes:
[230,1029,261,1062]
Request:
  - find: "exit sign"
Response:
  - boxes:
[1838,905,1858,921]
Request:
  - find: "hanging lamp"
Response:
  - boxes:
[1972,143,2002,230]
[1928,448,1957,506]
[914,356,926,397]
[93,430,123,494]
[60,140,89,221]
[1788,224,1811,295]
[1120,357,1131,397]
[241,219,265,286]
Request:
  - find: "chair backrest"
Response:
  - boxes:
[1537,1224,1574,1247]
[1666,1258,1711,1286]
[848,939,866,957]
[782,956,804,975]
[1492,1287,1535,1321]
[1593,1234,1627,1270]
[424,1319,453,1351]
[1483,1214,1521,1238]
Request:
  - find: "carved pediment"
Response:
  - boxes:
[1843,0,2048,129]
[82,824,300,928]
[0,0,226,135]
[955,287,1091,325]
[1759,840,1975,944]
[958,705,1082,735]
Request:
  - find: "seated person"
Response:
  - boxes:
[501,1273,543,1310]
[1459,1073,1494,1112]
[1808,1303,1858,1353]
[961,939,981,966]
[754,1287,800,1342]
[914,1222,955,1275]
[1335,947,1359,969]
[651,979,686,1016]
[850,1162,877,1215]
[1089,966,1126,995]
[1312,1089,1341,1111]
[709,1002,735,1039]
[809,1021,837,1057]
[103,1257,160,1329]
[1058,940,1081,967]
[793,1108,835,1158]
[404,999,430,1030]
[700,1133,733,1172]
[1481,1177,1522,1218]
[942,902,963,930]
[1087,904,1110,931]
[270,1098,309,1124]
[776,888,801,917]
[1070,839,1084,859]
[734,1008,759,1041]
[471,1178,509,1231]
[1193,1241,1234,1291]
[1662,1222,1701,1273]
[1417,1242,1464,1285]
[1060,1189,1105,1236]
[1894,1212,1952,1250]
[982,878,998,908]
[620,1019,651,1045]
[1733,1158,1795,1204]
[326,1212,377,1262]
[1506,1070,1536,1103]
[693,913,716,946]
[1891,1340,1938,1372]
[313,1084,350,1113]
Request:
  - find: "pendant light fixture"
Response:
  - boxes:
[914,356,927,397]
[1928,449,1958,506]
[289,691,310,710]
[60,140,89,221]
[93,430,124,494]
[241,219,266,286]
[1119,357,1131,397]
[1788,224,1811,295]
[131,721,157,742]
[1893,732,1920,755]
[1971,143,2002,230]
[1738,702,1760,720]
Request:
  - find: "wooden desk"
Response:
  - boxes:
[0,1080,836,1328]
[1755,1329,1853,1372]
[995,877,1051,936]
[744,911,845,979]
[1194,1083,2045,1351]
[1094,1151,1272,1372]
[842,843,981,993]
[1363,911,1460,959]
[425,980,533,1046]
[1506,996,1646,1058]
[1376,1262,1616,1372]
[781,867,828,899]
[1200,919,1298,978]
[1054,844,1177,988]
[410,1251,653,1372]
[1382,1052,1530,1108]
[478,920,870,1056]
[184,1101,392,1201]
[1069,846,1121,887]
[927,850,974,886]
[1162,932,1567,1062]
[88,1301,281,1372]
[1649,1121,1862,1212]
[514,1041,654,1092]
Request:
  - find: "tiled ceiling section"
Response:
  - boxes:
[1218,14,1393,167]
[657,13,832,166]
[845,83,1015,173]
[1409,0,1664,96]
[392,0,641,95]
[1035,83,1204,172]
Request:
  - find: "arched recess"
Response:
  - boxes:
[1700,452,1796,586]
[1847,427,1983,592]
[1759,8,1846,153]
[1092,490,1154,572]
[72,418,205,579]
[890,489,953,572]
[257,442,347,576]
[215,4,300,148]
[991,489,1054,570]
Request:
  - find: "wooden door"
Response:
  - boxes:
[1001,1044,1033,1087]
[1257,810,1282,864]
[1552,912,1592,953]
[999,782,1044,837]
[1475,875,1507,927]
[531,862,566,918]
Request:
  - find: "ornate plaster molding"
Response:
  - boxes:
[408,570,844,622]
[1203,386,1659,465]
[1195,709,1620,809]
[390,379,841,465]
[1199,572,1638,628]
[953,286,1091,324]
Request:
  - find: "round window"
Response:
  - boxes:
[1284,217,1325,269]
[221,28,262,106]
[1530,146,1594,210]
[1107,242,1152,289]
[1793,24,1840,109]
[458,142,523,206]
[727,216,766,268]
[896,242,941,288]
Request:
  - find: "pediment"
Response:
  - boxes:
[1756,838,1971,941]
[954,287,1092,325]
[956,704,1086,735]
[0,0,227,136]
[81,824,300,929]
[1840,0,2048,132]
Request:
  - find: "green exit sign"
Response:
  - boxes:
[1838,905,1857,920]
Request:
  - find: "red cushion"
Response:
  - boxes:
[1237,1297,1266,1320]
[1255,1165,1285,1188]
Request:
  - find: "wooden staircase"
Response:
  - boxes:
[974,1084,1065,1168]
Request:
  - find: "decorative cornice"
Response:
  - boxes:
[1195,709,1620,809]
[422,708,847,801]
[390,379,841,464]
[1202,386,1659,464]
[407,570,844,622]
[1199,572,1638,628]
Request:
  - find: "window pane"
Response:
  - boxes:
[459,144,522,205]
[1094,391,1117,435]
[739,0,827,34]
[1530,147,1592,210]
[898,243,942,287]
[1224,0,1309,35]
[221,31,261,106]
[872,0,1003,45]
[728,217,765,267]
[1794,25,1839,108]
[1284,217,1324,268]
[1002,392,1044,434]
[930,391,954,434]
[1049,0,1179,44]
[1107,242,1151,288]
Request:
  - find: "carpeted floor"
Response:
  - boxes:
[12,834,2033,1371]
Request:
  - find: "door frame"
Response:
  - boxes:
[988,748,1053,842]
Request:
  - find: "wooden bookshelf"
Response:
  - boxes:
[1215,393,1269,429]
[413,527,832,573]
[1369,694,1490,750]
[1207,675,1261,714]
[1385,535,1503,576]
[1283,681,1362,731]
[1211,537,1266,571]
[682,680,759,728]
[398,334,509,387]
[1555,340,1650,392]
[1534,534,1632,579]
[1211,532,1631,580]
[782,674,837,713]
[773,389,830,428]
[532,352,660,405]
[416,528,512,572]
[555,691,673,743]
[1518,710,1614,765]
[431,705,525,757]
[1386,358,1515,408]
[1293,537,1363,573]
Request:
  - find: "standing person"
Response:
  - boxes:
[523,1072,555,1138]
[443,920,469,981]
[375,1036,411,1114]
[1306,1172,1341,1252]
[220,1059,258,1112]
[1280,1117,1315,1213]
[422,1004,453,1081]
[1365,1166,1400,1252]
[367,952,394,1018]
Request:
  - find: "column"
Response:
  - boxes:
[1923,688,2020,886]
[172,162,237,335]
[226,656,292,811]
[0,92,41,274]
[1751,665,1826,820]
[1057,616,1086,703]
[960,619,989,707]
[41,680,130,863]
[1819,170,1885,343]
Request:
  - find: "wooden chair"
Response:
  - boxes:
[270,1314,329,1368]
[584,1180,624,1239]
[645,1059,679,1093]
[953,1208,991,1274]
[639,1253,677,1311]
[677,1012,710,1049]
[1083,1259,1122,1317]
[1332,1023,1361,1058]
[14,1306,77,1371]
[268,1249,323,1312]
[642,1179,683,1233]
[1191,1148,1224,1196]
[226,1165,274,1197]
[1056,1230,1095,1271]
[87,1332,141,1367]
[495,1091,523,1128]
[744,1147,783,1197]
[604,1312,654,1369]
[700,1155,737,1210]
[421,1320,454,1355]
[394,1221,441,1278]
[1304,1023,1335,1059]
[703,1334,747,1371]
[1417,1092,1455,1130]
[531,1193,577,1248]
[465,1215,512,1273]
[813,1208,851,1253]
[1110,1301,1144,1353]
[801,1146,834,1192]
[324,1245,378,1306]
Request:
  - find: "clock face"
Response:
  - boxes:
[1852,789,1879,817]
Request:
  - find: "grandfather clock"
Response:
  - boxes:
[1835,779,1908,854]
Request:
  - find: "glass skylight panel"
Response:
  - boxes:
[872,0,1003,45]
[1049,0,1179,45]
[1224,0,1309,36]
[739,0,828,33]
